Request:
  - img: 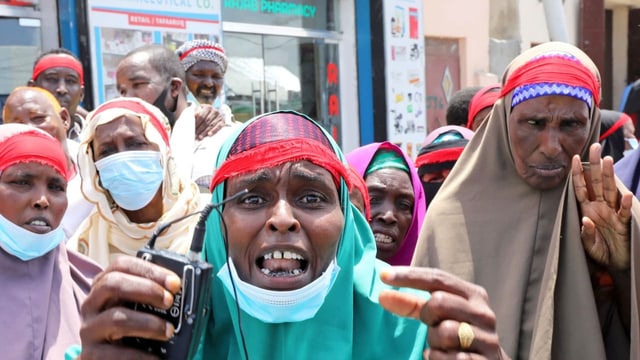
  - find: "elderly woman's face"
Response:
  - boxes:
[366,168,414,261]
[91,115,159,161]
[223,161,343,291]
[508,95,590,190]
[0,162,67,233]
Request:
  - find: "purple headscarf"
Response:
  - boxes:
[346,141,426,265]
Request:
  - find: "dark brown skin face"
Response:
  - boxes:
[223,161,343,291]
[3,89,70,144]
[508,95,590,190]
[91,114,163,223]
[366,168,414,262]
[29,54,84,116]
[185,61,224,105]
[0,162,67,234]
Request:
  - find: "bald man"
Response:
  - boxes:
[2,86,94,239]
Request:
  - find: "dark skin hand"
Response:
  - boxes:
[79,256,181,360]
[379,267,510,360]
[571,143,633,332]
[194,104,229,141]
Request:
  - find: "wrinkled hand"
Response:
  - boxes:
[194,104,227,140]
[572,143,632,270]
[79,256,182,360]
[379,267,509,360]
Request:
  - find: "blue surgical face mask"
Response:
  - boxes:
[624,137,639,157]
[95,150,163,211]
[217,257,340,323]
[0,213,64,261]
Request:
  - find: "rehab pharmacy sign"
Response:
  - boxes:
[224,0,317,18]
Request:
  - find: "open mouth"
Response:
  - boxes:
[374,233,394,244]
[256,250,308,277]
[197,88,214,96]
[24,218,52,233]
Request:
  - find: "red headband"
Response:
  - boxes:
[599,113,632,141]
[179,45,225,60]
[92,100,171,146]
[467,84,500,129]
[32,56,84,85]
[415,147,464,168]
[0,131,69,180]
[500,56,600,106]
[347,165,370,219]
[210,138,350,192]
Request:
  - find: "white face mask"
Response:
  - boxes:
[217,257,340,323]
[624,137,639,157]
[0,213,63,261]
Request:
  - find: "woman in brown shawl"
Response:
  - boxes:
[380,42,639,359]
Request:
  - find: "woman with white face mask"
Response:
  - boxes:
[0,123,101,359]
[68,97,205,267]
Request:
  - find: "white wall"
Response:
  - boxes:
[611,6,630,109]
[424,0,493,86]
[518,0,581,48]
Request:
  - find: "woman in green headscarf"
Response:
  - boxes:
[77,111,431,359]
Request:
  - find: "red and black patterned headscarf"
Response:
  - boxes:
[210,111,349,191]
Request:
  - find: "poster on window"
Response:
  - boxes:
[383,0,426,159]
[86,0,222,106]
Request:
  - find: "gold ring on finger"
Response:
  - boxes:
[458,321,475,350]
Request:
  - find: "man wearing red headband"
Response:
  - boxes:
[116,44,231,186]
[28,48,85,142]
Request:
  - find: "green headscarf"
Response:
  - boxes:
[365,148,410,176]
[195,111,427,359]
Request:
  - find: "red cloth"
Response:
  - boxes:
[467,84,501,129]
[0,130,69,179]
[500,56,600,106]
[211,138,350,192]
[90,99,171,146]
[32,56,84,85]
[599,112,631,141]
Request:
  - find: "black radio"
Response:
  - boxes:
[123,189,247,359]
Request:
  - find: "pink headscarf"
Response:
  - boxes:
[346,141,426,265]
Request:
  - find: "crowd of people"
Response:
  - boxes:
[1,38,638,360]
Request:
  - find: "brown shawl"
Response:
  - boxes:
[412,42,639,359]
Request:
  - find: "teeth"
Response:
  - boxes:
[260,267,303,277]
[283,251,302,260]
[374,233,394,244]
[262,250,304,261]
[29,220,48,226]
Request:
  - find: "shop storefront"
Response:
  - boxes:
[0,1,60,121]
[75,0,358,148]
[221,0,343,143]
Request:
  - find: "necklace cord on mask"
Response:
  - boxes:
[145,189,248,251]
[217,205,250,360]
[143,188,249,358]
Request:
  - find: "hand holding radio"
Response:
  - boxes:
[79,256,182,359]
[79,190,247,359]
